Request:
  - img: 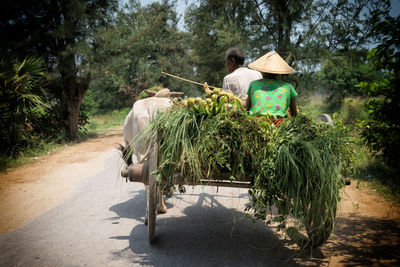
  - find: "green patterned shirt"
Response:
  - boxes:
[247,79,297,117]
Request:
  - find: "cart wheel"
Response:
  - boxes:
[147,140,158,242]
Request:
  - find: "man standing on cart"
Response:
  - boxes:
[222,48,262,100]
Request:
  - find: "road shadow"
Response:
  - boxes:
[323,214,400,266]
[108,188,147,223]
[108,190,325,266]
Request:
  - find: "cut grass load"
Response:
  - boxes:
[127,85,353,249]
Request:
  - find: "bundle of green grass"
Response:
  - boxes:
[133,86,353,248]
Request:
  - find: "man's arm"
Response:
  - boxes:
[222,77,228,91]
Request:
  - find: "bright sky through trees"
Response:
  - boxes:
[120,0,196,30]
[121,0,400,24]
[391,0,400,16]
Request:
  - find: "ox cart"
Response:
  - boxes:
[120,113,343,248]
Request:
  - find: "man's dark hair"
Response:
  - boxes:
[225,48,245,65]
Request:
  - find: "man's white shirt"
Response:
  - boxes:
[222,67,262,99]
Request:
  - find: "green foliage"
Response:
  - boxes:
[357,16,400,173]
[339,97,369,126]
[185,1,248,86]
[85,108,130,133]
[352,137,400,203]
[81,75,132,115]
[0,0,119,138]
[316,51,380,112]
[251,115,353,247]
[1,0,393,137]
[0,55,49,154]
[297,93,326,118]
[138,90,150,100]
[88,0,194,111]
[185,0,390,88]
[0,138,67,173]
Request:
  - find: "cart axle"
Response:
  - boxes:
[121,163,149,184]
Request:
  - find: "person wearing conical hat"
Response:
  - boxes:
[246,51,298,118]
[222,48,262,100]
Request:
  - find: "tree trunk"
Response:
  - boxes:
[274,1,293,59]
[66,92,82,139]
[60,52,89,139]
[64,80,88,139]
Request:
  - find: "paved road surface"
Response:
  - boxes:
[0,151,302,267]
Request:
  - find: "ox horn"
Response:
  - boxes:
[144,89,157,96]
[170,92,184,97]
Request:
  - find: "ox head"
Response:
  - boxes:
[145,88,184,98]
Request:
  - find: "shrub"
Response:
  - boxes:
[340,97,369,126]
[356,15,400,174]
[0,55,49,155]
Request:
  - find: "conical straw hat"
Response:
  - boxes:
[248,51,294,74]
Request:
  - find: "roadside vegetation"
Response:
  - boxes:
[84,108,130,135]
[301,94,400,203]
[1,0,399,201]
[0,139,65,172]
[0,108,130,172]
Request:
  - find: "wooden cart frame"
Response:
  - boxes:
[121,140,255,242]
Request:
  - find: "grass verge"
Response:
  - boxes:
[353,157,400,204]
[84,108,130,135]
[0,139,69,173]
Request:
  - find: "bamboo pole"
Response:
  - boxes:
[161,71,221,90]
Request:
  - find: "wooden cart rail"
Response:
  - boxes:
[121,164,252,188]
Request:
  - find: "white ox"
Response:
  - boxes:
[122,88,183,214]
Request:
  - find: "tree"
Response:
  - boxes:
[357,16,400,172]
[86,0,195,111]
[316,49,381,111]
[184,0,391,89]
[245,0,391,64]
[0,0,119,138]
[185,0,250,87]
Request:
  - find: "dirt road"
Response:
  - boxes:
[0,133,399,266]
[0,134,122,234]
